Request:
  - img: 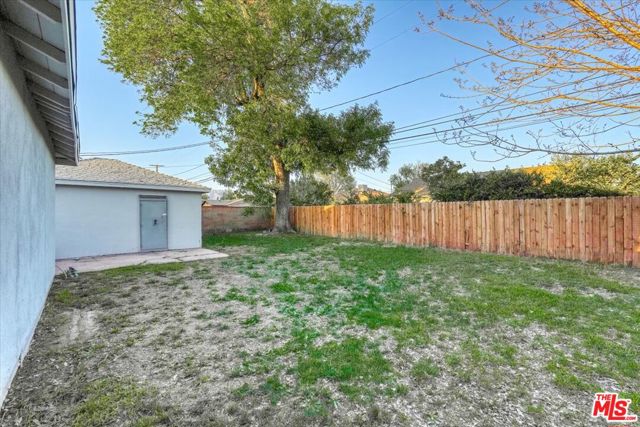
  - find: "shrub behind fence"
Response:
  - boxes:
[289,197,640,267]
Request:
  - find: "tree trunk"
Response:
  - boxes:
[272,156,292,232]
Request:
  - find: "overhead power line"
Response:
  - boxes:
[389,112,640,152]
[373,0,413,24]
[81,141,213,156]
[386,91,640,146]
[391,76,627,135]
[370,28,412,51]
[318,60,486,111]
[319,2,629,112]
[173,164,207,176]
[388,108,640,153]
[80,7,631,161]
[80,82,636,162]
[356,176,389,191]
[185,171,213,181]
[160,163,206,168]
[356,171,391,188]
[194,176,215,184]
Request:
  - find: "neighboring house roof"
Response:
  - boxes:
[398,177,431,202]
[353,185,389,203]
[355,184,387,195]
[56,158,209,193]
[1,0,80,165]
[202,199,255,207]
[399,177,429,195]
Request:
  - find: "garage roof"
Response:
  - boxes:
[0,0,79,165]
[56,158,210,193]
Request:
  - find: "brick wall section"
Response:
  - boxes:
[202,206,273,234]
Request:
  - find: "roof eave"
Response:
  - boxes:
[1,0,80,165]
[59,0,79,165]
[56,179,209,193]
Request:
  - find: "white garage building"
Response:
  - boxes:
[55,158,209,259]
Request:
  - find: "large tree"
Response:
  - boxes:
[206,104,392,224]
[95,0,389,231]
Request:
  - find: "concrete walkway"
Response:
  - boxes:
[55,248,228,274]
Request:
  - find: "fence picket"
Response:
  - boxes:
[289,197,640,267]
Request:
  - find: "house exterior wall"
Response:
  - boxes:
[55,186,203,259]
[0,31,55,405]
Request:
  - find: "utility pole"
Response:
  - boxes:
[150,164,164,172]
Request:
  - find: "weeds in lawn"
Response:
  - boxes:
[101,262,185,278]
[72,378,166,427]
[410,357,440,380]
[203,233,639,421]
[259,376,288,404]
[203,233,334,255]
[54,288,75,305]
[296,337,391,385]
[2,233,638,426]
[241,314,260,327]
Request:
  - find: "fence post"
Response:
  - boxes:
[286,197,638,266]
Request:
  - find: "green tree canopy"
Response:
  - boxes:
[317,171,356,203]
[206,104,393,206]
[551,155,640,196]
[95,0,390,231]
[389,162,426,192]
[391,156,624,202]
[429,168,621,202]
[290,174,332,206]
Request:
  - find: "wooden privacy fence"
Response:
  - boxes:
[289,197,640,267]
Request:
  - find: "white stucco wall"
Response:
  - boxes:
[0,31,55,405]
[55,185,203,259]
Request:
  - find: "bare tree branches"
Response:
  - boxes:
[425,0,640,159]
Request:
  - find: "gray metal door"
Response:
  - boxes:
[140,197,168,251]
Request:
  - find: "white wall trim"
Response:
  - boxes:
[56,179,207,193]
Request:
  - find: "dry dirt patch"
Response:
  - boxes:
[1,235,637,426]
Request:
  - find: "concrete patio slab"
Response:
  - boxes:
[55,248,228,274]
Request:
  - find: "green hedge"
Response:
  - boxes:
[431,170,621,202]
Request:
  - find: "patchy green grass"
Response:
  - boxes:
[101,262,186,278]
[54,288,76,305]
[72,378,166,427]
[410,357,440,380]
[3,232,638,426]
[241,314,261,327]
[203,233,335,255]
[296,337,391,385]
[270,281,297,293]
[259,376,288,404]
[203,232,639,423]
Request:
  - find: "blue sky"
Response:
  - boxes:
[76,0,556,192]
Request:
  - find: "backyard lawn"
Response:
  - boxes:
[1,233,638,426]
